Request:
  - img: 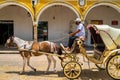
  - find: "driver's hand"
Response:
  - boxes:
[69,33,75,36]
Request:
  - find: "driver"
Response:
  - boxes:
[66,18,86,50]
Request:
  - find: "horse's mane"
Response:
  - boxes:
[13,37,28,46]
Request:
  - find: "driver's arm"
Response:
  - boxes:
[70,29,80,36]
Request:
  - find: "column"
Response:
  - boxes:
[33,22,37,42]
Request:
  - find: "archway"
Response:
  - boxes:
[37,3,80,45]
[85,3,120,46]
[0,3,33,45]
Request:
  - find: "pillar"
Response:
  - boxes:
[33,22,38,42]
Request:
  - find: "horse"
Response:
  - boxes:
[5,36,63,74]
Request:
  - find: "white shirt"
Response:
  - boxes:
[75,23,85,37]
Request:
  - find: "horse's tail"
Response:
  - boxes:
[56,45,63,61]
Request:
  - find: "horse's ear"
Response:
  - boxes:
[9,35,14,41]
[10,35,14,39]
[8,34,12,38]
[10,33,14,37]
[11,35,14,37]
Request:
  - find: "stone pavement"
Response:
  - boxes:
[0,54,113,80]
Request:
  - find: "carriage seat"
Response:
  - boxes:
[95,44,105,52]
[94,44,105,60]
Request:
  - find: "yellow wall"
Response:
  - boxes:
[37,0,120,21]
[0,0,119,22]
[83,0,120,20]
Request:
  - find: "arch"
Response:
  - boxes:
[84,2,120,46]
[36,2,80,23]
[84,2,120,20]
[0,1,33,21]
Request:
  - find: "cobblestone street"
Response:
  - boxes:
[0,54,113,80]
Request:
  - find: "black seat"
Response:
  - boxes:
[89,27,105,60]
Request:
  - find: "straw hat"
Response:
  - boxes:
[74,18,81,22]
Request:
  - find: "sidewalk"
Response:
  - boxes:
[0,54,113,80]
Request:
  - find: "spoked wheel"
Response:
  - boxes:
[96,63,106,70]
[106,54,120,80]
[63,61,81,79]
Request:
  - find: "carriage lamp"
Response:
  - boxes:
[79,0,86,7]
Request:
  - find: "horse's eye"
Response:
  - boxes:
[7,39,10,43]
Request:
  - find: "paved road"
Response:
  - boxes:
[0,54,113,80]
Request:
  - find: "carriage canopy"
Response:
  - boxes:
[87,24,120,50]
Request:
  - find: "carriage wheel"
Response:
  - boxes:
[63,61,81,79]
[106,54,120,80]
[96,63,106,70]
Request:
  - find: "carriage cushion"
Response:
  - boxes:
[95,44,105,52]
[94,44,105,60]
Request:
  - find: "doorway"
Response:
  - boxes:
[38,4,78,44]
[0,20,14,45]
[37,21,48,41]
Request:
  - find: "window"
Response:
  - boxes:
[0,20,14,44]
[37,21,48,41]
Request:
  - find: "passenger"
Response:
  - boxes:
[66,18,86,50]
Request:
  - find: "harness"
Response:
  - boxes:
[50,42,57,53]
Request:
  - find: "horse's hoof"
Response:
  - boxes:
[19,71,24,75]
[34,69,36,72]
[52,69,57,73]
[44,71,48,74]
[54,70,57,73]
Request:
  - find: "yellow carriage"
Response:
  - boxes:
[61,24,120,80]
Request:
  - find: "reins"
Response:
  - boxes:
[49,34,69,42]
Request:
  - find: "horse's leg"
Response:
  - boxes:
[27,55,36,72]
[45,55,52,73]
[20,56,26,74]
[51,56,57,72]
[20,52,26,74]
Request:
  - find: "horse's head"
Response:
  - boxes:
[5,36,16,48]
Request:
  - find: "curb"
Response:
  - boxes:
[0,51,19,54]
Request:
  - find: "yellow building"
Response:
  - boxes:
[0,0,120,46]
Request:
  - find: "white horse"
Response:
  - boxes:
[5,36,62,74]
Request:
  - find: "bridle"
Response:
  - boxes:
[9,36,14,44]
